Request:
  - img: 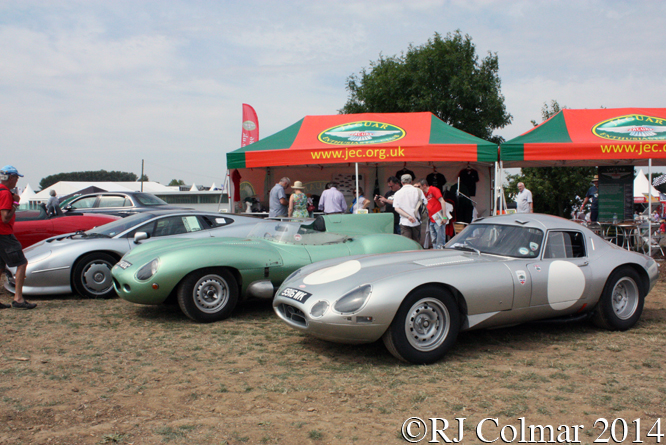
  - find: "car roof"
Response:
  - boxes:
[472,213,591,232]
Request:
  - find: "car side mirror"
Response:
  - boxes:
[133,232,149,244]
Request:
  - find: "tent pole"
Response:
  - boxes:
[355,162,359,214]
[649,159,652,256]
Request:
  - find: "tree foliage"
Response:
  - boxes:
[505,101,596,217]
[39,170,138,190]
[340,31,512,143]
[168,179,185,186]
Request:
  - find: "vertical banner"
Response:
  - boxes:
[241,104,259,147]
[598,166,634,222]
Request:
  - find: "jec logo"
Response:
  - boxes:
[318,121,406,145]
[593,114,666,141]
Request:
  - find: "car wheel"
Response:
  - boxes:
[72,253,118,299]
[592,266,644,331]
[382,285,460,364]
[177,268,238,323]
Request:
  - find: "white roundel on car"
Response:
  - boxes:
[547,260,585,310]
[303,260,362,285]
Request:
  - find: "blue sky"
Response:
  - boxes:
[3,0,666,188]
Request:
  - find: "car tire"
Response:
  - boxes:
[177,268,238,323]
[382,285,460,364]
[72,253,118,299]
[592,266,644,331]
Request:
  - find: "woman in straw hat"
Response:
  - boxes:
[288,181,309,218]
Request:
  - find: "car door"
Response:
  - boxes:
[527,230,593,311]
[67,195,99,213]
[97,194,134,217]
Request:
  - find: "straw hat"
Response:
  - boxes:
[592,175,599,182]
[291,181,305,190]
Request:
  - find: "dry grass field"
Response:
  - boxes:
[1,262,665,445]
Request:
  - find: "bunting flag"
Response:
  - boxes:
[653,174,666,188]
[241,104,259,147]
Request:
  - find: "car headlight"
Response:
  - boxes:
[136,258,159,281]
[333,284,371,314]
[310,300,329,318]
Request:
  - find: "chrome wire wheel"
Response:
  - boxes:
[611,276,640,320]
[404,297,450,352]
[192,274,229,314]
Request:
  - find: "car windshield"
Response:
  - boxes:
[446,223,544,258]
[133,193,168,206]
[247,221,349,245]
[87,212,159,237]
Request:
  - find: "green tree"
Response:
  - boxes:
[168,179,185,186]
[39,170,138,190]
[340,31,512,143]
[138,174,149,182]
[505,101,596,217]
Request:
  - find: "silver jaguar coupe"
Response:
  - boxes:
[273,214,659,364]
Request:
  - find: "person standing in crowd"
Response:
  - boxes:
[392,174,427,242]
[580,175,599,222]
[0,165,35,309]
[46,189,60,216]
[374,176,402,234]
[515,182,533,214]
[318,182,346,214]
[418,179,447,249]
[288,181,309,218]
[349,187,371,213]
[269,177,291,218]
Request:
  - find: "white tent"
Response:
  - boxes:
[210,182,218,190]
[19,184,36,204]
[634,169,662,203]
[190,183,199,191]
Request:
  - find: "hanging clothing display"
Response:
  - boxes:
[395,167,416,182]
[426,171,447,192]
[458,167,479,196]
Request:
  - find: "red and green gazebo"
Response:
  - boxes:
[500,108,666,167]
[226,112,499,214]
[227,112,497,168]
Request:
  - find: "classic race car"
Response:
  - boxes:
[112,213,422,323]
[273,214,659,364]
[5,211,260,299]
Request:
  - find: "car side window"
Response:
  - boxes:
[98,195,129,208]
[202,216,232,228]
[151,216,203,237]
[544,231,586,259]
[69,196,98,209]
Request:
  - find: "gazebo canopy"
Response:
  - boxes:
[227,112,497,169]
[500,108,666,167]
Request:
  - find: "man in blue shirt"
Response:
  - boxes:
[318,182,347,214]
[269,177,290,217]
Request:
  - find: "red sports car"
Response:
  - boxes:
[15,206,120,248]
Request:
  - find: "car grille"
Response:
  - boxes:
[278,303,307,327]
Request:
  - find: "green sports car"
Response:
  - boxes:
[112,213,421,322]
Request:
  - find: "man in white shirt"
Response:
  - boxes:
[392,174,427,242]
[515,182,533,213]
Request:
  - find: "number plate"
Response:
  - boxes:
[279,287,312,303]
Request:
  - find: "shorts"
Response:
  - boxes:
[0,234,27,268]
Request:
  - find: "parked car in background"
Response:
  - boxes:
[14,205,120,248]
[273,213,659,364]
[112,213,421,323]
[62,192,190,217]
[4,211,261,299]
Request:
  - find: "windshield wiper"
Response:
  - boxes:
[450,242,481,255]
